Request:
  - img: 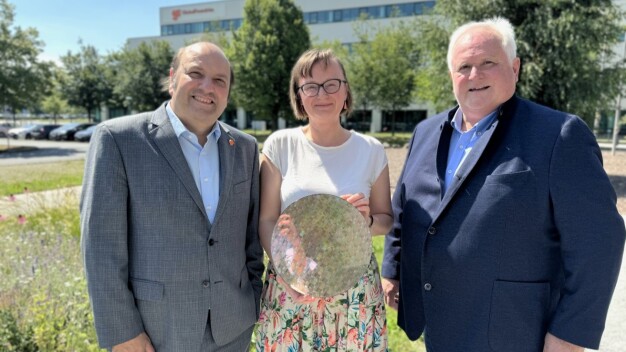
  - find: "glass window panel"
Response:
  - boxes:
[333,9,342,22]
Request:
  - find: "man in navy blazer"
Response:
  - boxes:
[81,42,264,351]
[382,18,625,351]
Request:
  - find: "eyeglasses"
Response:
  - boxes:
[298,79,347,97]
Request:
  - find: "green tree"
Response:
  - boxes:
[60,42,112,122]
[351,19,420,135]
[415,0,625,125]
[228,0,310,129]
[0,0,51,122]
[110,41,173,113]
[41,66,71,123]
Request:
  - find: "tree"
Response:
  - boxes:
[228,0,310,129]
[415,0,625,125]
[110,41,173,113]
[60,43,112,122]
[350,19,420,135]
[0,0,52,122]
[41,66,69,124]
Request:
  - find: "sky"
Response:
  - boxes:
[10,0,217,64]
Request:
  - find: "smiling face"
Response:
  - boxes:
[449,28,520,122]
[298,59,348,123]
[168,42,231,134]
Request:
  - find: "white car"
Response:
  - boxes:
[8,124,38,139]
[0,123,11,137]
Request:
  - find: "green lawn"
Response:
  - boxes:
[0,159,85,197]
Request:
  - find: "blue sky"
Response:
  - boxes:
[10,0,216,64]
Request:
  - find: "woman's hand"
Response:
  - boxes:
[276,276,317,304]
[340,192,370,222]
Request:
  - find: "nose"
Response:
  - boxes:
[469,66,480,80]
[199,78,216,91]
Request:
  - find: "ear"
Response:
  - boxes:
[512,57,521,82]
[168,68,175,95]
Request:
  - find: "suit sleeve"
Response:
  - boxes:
[382,128,418,280]
[246,141,265,317]
[80,125,145,348]
[547,116,625,349]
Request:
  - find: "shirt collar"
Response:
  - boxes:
[451,107,498,134]
[166,102,221,142]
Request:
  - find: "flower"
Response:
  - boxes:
[17,214,26,224]
[347,328,358,344]
[23,187,29,193]
[8,194,15,201]
[0,214,5,222]
[328,331,337,347]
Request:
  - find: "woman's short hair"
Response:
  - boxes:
[289,48,353,120]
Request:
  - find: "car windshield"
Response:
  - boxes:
[59,123,81,130]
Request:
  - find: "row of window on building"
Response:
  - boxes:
[161,1,435,36]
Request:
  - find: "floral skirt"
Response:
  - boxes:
[256,255,388,351]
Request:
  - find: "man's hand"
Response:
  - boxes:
[382,278,399,311]
[112,332,155,352]
[544,332,584,352]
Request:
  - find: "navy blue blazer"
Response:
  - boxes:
[382,96,625,351]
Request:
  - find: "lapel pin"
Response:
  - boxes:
[229,138,235,146]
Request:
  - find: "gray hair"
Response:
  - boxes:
[447,17,517,71]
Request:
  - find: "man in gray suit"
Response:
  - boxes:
[80,42,264,351]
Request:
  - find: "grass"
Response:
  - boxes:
[0,160,84,197]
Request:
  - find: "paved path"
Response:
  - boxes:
[0,138,88,166]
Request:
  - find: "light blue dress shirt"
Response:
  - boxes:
[443,108,498,194]
[166,103,221,222]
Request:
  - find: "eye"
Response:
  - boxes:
[457,64,471,73]
[188,71,202,78]
[214,78,227,87]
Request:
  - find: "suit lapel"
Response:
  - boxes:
[432,109,502,223]
[149,104,208,218]
[212,121,236,224]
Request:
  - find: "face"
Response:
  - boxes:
[169,43,231,130]
[298,60,347,122]
[449,29,520,120]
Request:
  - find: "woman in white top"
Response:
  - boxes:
[256,48,393,352]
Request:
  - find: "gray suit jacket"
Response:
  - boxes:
[80,103,264,350]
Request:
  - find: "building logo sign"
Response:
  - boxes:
[171,7,214,21]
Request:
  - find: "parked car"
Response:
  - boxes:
[0,123,11,137]
[74,124,98,142]
[49,123,94,141]
[8,124,41,139]
[30,124,61,140]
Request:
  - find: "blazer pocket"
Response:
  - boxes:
[489,280,550,352]
[130,278,164,302]
[232,179,250,194]
[485,169,532,186]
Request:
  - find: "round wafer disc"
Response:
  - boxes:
[271,194,371,297]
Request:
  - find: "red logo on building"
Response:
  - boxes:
[172,9,181,21]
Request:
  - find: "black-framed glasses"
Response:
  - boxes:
[298,79,347,97]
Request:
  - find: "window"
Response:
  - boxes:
[333,9,342,22]
[318,11,331,23]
